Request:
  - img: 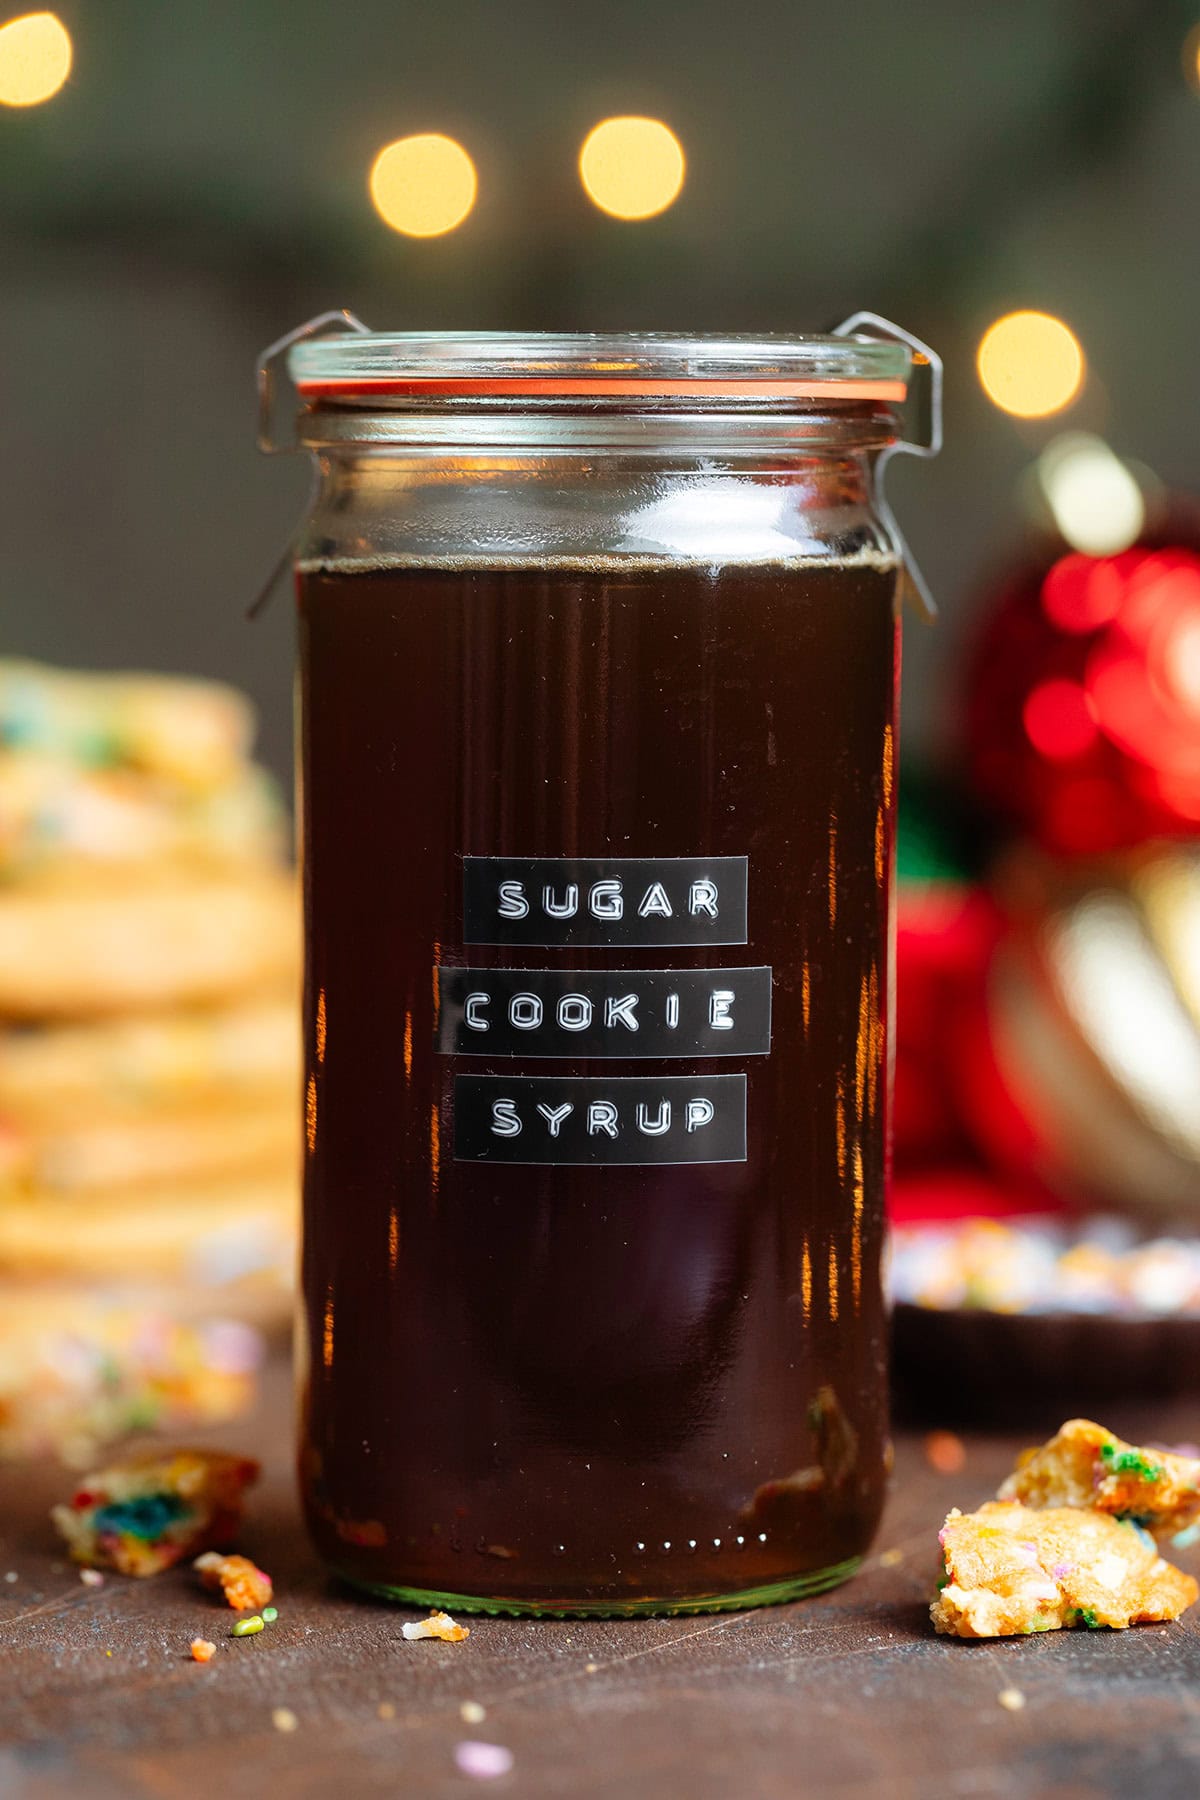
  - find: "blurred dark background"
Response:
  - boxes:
[2,0,1199,779]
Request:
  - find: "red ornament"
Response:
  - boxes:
[962,515,1200,853]
[889,1166,1062,1228]
[893,882,998,1167]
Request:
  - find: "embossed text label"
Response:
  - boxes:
[462,856,748,947]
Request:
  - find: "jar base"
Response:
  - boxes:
[337,1556,862,1619]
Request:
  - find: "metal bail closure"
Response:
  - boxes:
[256,309,371,456]
[249,310,371,618]
[832,312,943,623]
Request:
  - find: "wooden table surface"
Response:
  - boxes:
[2,1367,1199,1800]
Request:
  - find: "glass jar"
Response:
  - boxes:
[264,326,940,1616]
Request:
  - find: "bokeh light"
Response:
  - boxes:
[1037,433,1145,556]
[1077,551,1200,785]
[579,116,685,220]
[1183,22,1200,93]
[1022,678,1098,761]
[1164,613,1200,714]
[1041,554,1127,634]
[0,10,71,107]
[977,311,1085,419]
[368,134,477,237]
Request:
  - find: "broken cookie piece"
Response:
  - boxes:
[999,1419,1200,1535]
[932,1501,1198,1638]
[194,1550,273,1611]
[51,1448,259,1576]
[401,1610,470,1643]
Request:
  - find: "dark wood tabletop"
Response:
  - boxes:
[2,1364,1198,1800]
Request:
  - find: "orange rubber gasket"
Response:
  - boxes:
[296,377,908,401]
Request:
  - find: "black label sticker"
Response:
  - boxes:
[454,1074,747,1165]
[437,967,771,1058]
[462,856,748,947]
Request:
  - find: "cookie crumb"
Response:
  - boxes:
[879,1547,905,1568]
[585,1662,599,1673]
[52,1449,259,1576]
[925,1431,966,1475]
[460,1700,486,1725]
[998,1688,1026,1712]
[378,1702,396,1720]
[933,1501,1197,1637]
[194,1551,273,1612]
[190,1638,216,1663]
[272,1707,299,1733]
[1000,1419,1200,1535]
[402,1609,470,1643]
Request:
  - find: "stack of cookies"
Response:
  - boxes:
[0,660,300,1459]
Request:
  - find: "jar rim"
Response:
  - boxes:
[288,330,910,404]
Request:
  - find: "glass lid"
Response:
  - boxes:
[288,331,911,402]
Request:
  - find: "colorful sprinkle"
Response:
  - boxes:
[454,1742,514,1780]
[262,1605,278,1623]
[272,1708,299,1733]
[890,1217,1200,1317]
[232,1615,265,1637]
[79,1568,105,1588]
[1098,1444,1163,1482]
[459,1701,486,1725]
[190,1638,216,1663]
[998,1688,1026,1712]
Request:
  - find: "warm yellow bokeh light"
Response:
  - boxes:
[0,10,71,107]
[977,311,1085,419]
[579,116,685,220]
[368,134,477,237]
[1183,22,1200,92]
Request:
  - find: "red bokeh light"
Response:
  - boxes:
[962,525,1200,853]
[1040,553,1125,633]
[1022,678,1097,760]
[1086,646,1166,764]
[1160,614,1200,713]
